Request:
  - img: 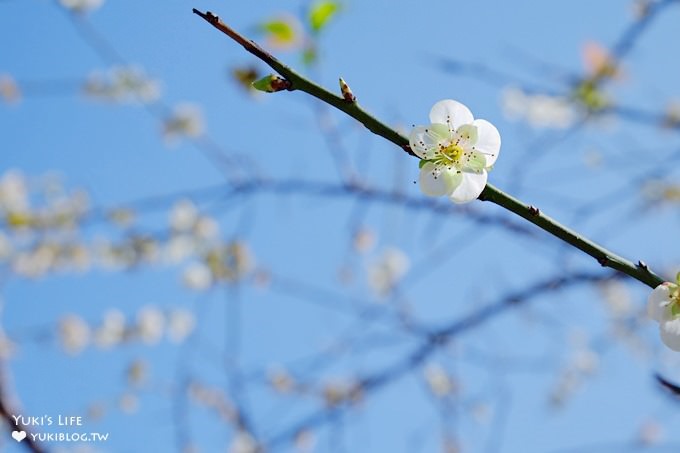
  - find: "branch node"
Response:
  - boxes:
[206,11,219,24]
[637,260,649,271]
[597,255,610,267]
[528,205,540,216]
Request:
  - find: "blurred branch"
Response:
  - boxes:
[0,378,45,453]
[264,270,619,448]
[192,9,665,289]
[59,8,246,183]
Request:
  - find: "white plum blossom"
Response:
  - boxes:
[410,100,501,204]
[647,275,680,351]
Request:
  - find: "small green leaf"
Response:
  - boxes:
[260,18,297,47]
[302,45,318,66]
[309,1,340,33]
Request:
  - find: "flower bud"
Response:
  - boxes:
[339,77,355,102]
[252,74,291,93]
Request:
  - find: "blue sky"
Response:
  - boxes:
[2,0,680,452]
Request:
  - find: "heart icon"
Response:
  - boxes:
[12,430,26,442]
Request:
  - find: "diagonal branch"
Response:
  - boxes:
[191,9,665,289]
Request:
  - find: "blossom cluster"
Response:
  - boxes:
[0,171,253,286]
[83,66,161,103]
[59,306,196,354]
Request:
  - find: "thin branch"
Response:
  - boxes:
[191,9,413,156]
[191,9,665,289]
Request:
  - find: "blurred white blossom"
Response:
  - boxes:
[163,104,204,142]
[136,306,165,344]
[165,235,197,264]
[424,363,456,397]
[0,170,29,213]
[59,0,103,13]
[94,309,126,348]
[13,244,58,277]
[195,216,219,240]
[368,247,409,296]
[502,86,577,129]
[183,262,213,290]
[230,431,259,453]
[167,309,196,343]
[170,199,199,232]
[84,66,160,103]
[59,315,90,354]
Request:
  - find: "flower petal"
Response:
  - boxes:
[419,162,460,197]
[660,317,680,351]
[429,100,474,131]
[409,124,449,159]
[448,169,487,204]
[472,119,501,167]
[463,150,487,173]
[648,283,673,322]
[456,124,478,146]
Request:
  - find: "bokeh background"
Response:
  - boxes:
[2,0,680,452]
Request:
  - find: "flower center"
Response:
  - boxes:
[432,142,466,170]
[442,143,464,163]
